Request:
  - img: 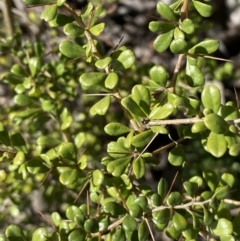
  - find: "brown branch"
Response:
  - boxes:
[2,0,15,37]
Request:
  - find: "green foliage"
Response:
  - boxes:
[1,0,240,241]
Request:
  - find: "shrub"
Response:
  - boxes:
[1,0,240,240]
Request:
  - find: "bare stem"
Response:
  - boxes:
[147,117,240,127]
[152,137,185,155]
[152,197,240,213]
[169,53,185,93]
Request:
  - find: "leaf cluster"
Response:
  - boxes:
[0,0,239,241]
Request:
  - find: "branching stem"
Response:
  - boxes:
[147,117,240,127]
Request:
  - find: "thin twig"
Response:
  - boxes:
[152,137,185,155]
[163,171,179,204]
[74,179,90,203]
[145,218,156,241]
[0,147,17,154]
[169,54,185,93]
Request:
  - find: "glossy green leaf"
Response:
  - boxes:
[157,178,168,199]
[27,156,50,173]
[74,132,86,148]
[149,103,174,119]
[153,30,174,53]
[189,39,219,55]
[80,72,107,89]
[89,23,105,36]
[40,4,58,22]
[59,40,85,58]
[41,100,56,112]
[173,27,185,39]
[13,151,25,166]
[102,202,126,216]
[186,62,204,87]
[104,122,131,136]
[151,126,168,134]
[133,157,145,179]
[112,227,125,241]
[90,95,111,116]
[220,235,235,241]
[11,133,27,154]
[104,72,119,89]
[131,85,151,115]
[129,204,143,218]
[149,21,175,33]
[219,105,238,121]
[122,215,138,232]
[152,208,170,224]
[132,130,155,148]
[202,85,221,113]
[92,169,104,186]
[204,113,229,134]
[168,145,185,166]
[49,13,74,27]
[59,169,78,186]
[95,57,112,69]
[203,207,214,225]
[180,18,195,34]
[182,225,198,240]
[229,143,240,156]
[121,96,147,118]
[14,94,32,106]
[170,39,187,54]
[203,170,218,191]
[37,136,61,146]
[32,228,48,241]
[191,121,206,133]
[166,191,182,206]
[51,212,62,227]
[63,22,84,37]
[58,142,76,162]
[172,212,188,232]
[88,5,104,27]
[149,65,169,87]
[84,219,99,233]
[220,173,235,188]
[68,229,86,241]
[138,220,149,241]
[157,2,177,21]
[192,0,214,17]
[113,49,135,71]
[214,185,230,200]
[107,156,132,177]
[5,225,25,241]
[11,64,26,77]
[211,218,233,236]
[166,226,181,240]
[133,196,148,211]
[107,137,131,158]
[207,132,227,158]
[124,131,134,148]
[0,170,7,182]
[29,57,40,77]
[183,181,197,197]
